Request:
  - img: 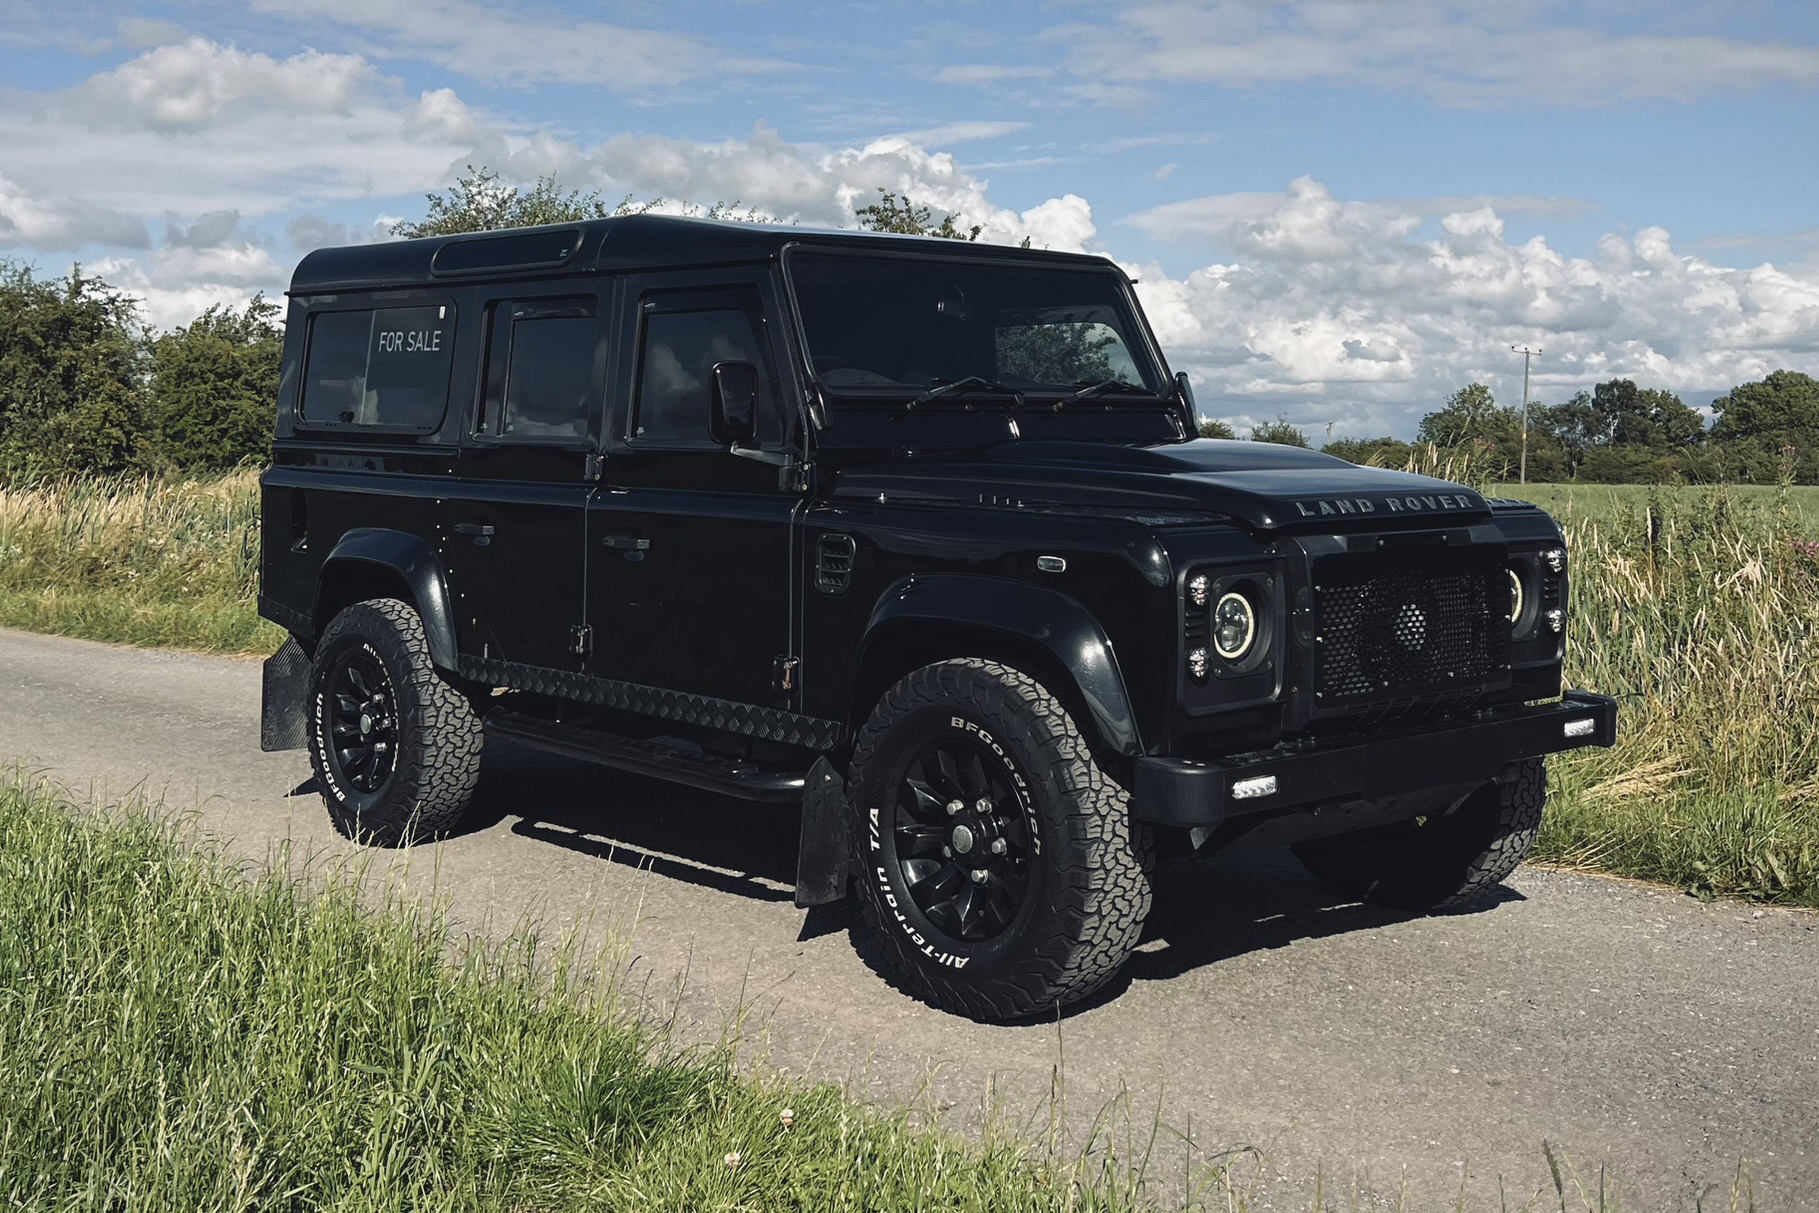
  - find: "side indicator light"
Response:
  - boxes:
[1231,774,1278,800]
[1564,718,1595,739]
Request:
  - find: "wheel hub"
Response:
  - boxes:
[325,650,400,794]
[888,734,1034,943]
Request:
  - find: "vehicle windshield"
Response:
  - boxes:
[787,252,1166,401]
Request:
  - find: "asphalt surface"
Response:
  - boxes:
[3,625,1814,1210]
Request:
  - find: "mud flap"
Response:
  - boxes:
[794,757,851,908]
[261,638,311,753]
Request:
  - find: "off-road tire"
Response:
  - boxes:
[848,659,1152,1021]
[1291,758,1546,912]
[307,598,483,846]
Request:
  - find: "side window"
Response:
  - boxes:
[634,306,769,445]
[478,298,598,442]
[300,305,454,429]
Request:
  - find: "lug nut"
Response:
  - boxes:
[969,869,990,884]
[990,838,1008,855]
[974,798,992,814]
[946,799,965,816]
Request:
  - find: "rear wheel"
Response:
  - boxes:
[307,598,482,846]
[849,659,1151,1021]
[1291,758,1546,912]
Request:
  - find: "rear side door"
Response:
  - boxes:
[446,291,606,673]
[586,273,802,711]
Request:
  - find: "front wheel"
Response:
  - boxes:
[1291,758,1546,912]
[848,659,1151,1021]
[306,598,483,846]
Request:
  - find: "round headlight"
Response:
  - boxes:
[1507,567,1525,625]
[1212,591,1257,661]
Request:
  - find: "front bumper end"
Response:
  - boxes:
[1133,691,1618,827]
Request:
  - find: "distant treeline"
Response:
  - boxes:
[1214,374,1819,484]
[2,257,1813,483]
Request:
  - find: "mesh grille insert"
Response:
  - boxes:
[1313,545,1507,705]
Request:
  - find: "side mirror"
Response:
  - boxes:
[710,360,760,447]
[1175,370,1197,411]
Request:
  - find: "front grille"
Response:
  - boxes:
[1312,544,1508,707]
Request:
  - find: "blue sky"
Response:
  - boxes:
[2,0,1816,436]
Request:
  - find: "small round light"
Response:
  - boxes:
[1187,573,1210,608]
[1186,648,1209,680]
[1212,592,1256,661]
[1507,568,1525,625]
[1543,548,1566,573]
[1545,608,1565,634]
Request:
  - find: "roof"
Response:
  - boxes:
[288,213,1117,295]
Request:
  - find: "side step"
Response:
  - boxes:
[484,710,808,804]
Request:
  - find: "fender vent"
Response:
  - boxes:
[816,533,856,594]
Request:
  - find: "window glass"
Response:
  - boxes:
[635,308,767,444]
[300,305,454,429]
[786,254,1164,399]
[500,315,595,440]
[995,318,1142,388]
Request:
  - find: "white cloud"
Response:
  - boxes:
[933,64,1055,85]
[879,121,1029,146]
[1053,2,1819,107]
[242,0,785,91]
[0,174,148,249]
[1123,177,1819,436]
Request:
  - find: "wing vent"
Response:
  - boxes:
[816,533,857,595]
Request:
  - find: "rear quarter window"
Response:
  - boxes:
[300,305,455,430]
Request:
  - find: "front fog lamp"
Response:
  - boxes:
[1212,592,1257,661]
[1507,567,1525,625]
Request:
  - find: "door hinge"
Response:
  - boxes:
[569,625,593,657]
[773,655,799,692]
[585,452,604,481]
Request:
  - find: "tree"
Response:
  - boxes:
[147,295,282,468]
[1591,378,1704,448]
[392,166,758,239]
[1416,383,1523,450]
[1250,417,1310,447]
[1197,417,1236,439]
[853,189,982,241]
[0,261,147,477]
[1711,370,1819,444]
[1323,436,1411,466]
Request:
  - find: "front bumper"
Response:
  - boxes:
[1132,691,1618,827]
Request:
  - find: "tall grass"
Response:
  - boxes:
[0,779,1162,1212]
[0,467,281,653]
[1539,486,1819,906]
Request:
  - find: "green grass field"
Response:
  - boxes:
[0,779,1165,1212]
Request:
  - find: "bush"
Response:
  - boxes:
[147,296,281,469]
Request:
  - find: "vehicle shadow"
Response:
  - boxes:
[455,739,1524,1000]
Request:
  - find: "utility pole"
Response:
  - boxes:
[1512,344,1542,485]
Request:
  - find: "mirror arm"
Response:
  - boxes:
[727,445,797,468]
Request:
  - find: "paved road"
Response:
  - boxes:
[3,626,1814,1210]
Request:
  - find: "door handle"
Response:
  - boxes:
[455,522,495,546]
[602,534,650,551]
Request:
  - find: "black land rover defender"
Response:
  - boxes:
[259,215,1616,1021]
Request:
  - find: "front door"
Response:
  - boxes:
[447,291,605,672]
[586,275,800,711]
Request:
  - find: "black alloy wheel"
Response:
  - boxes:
[849,658,1152,1022]
[324,646,400,794]
[889,735,1036,943]
[306,598,483,847]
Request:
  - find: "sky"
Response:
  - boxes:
[1,0,1816,439]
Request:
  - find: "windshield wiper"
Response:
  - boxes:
[907,376,1026,411]
[1062,378,1157,405]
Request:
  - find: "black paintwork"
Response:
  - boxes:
[261,216,1611,857]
